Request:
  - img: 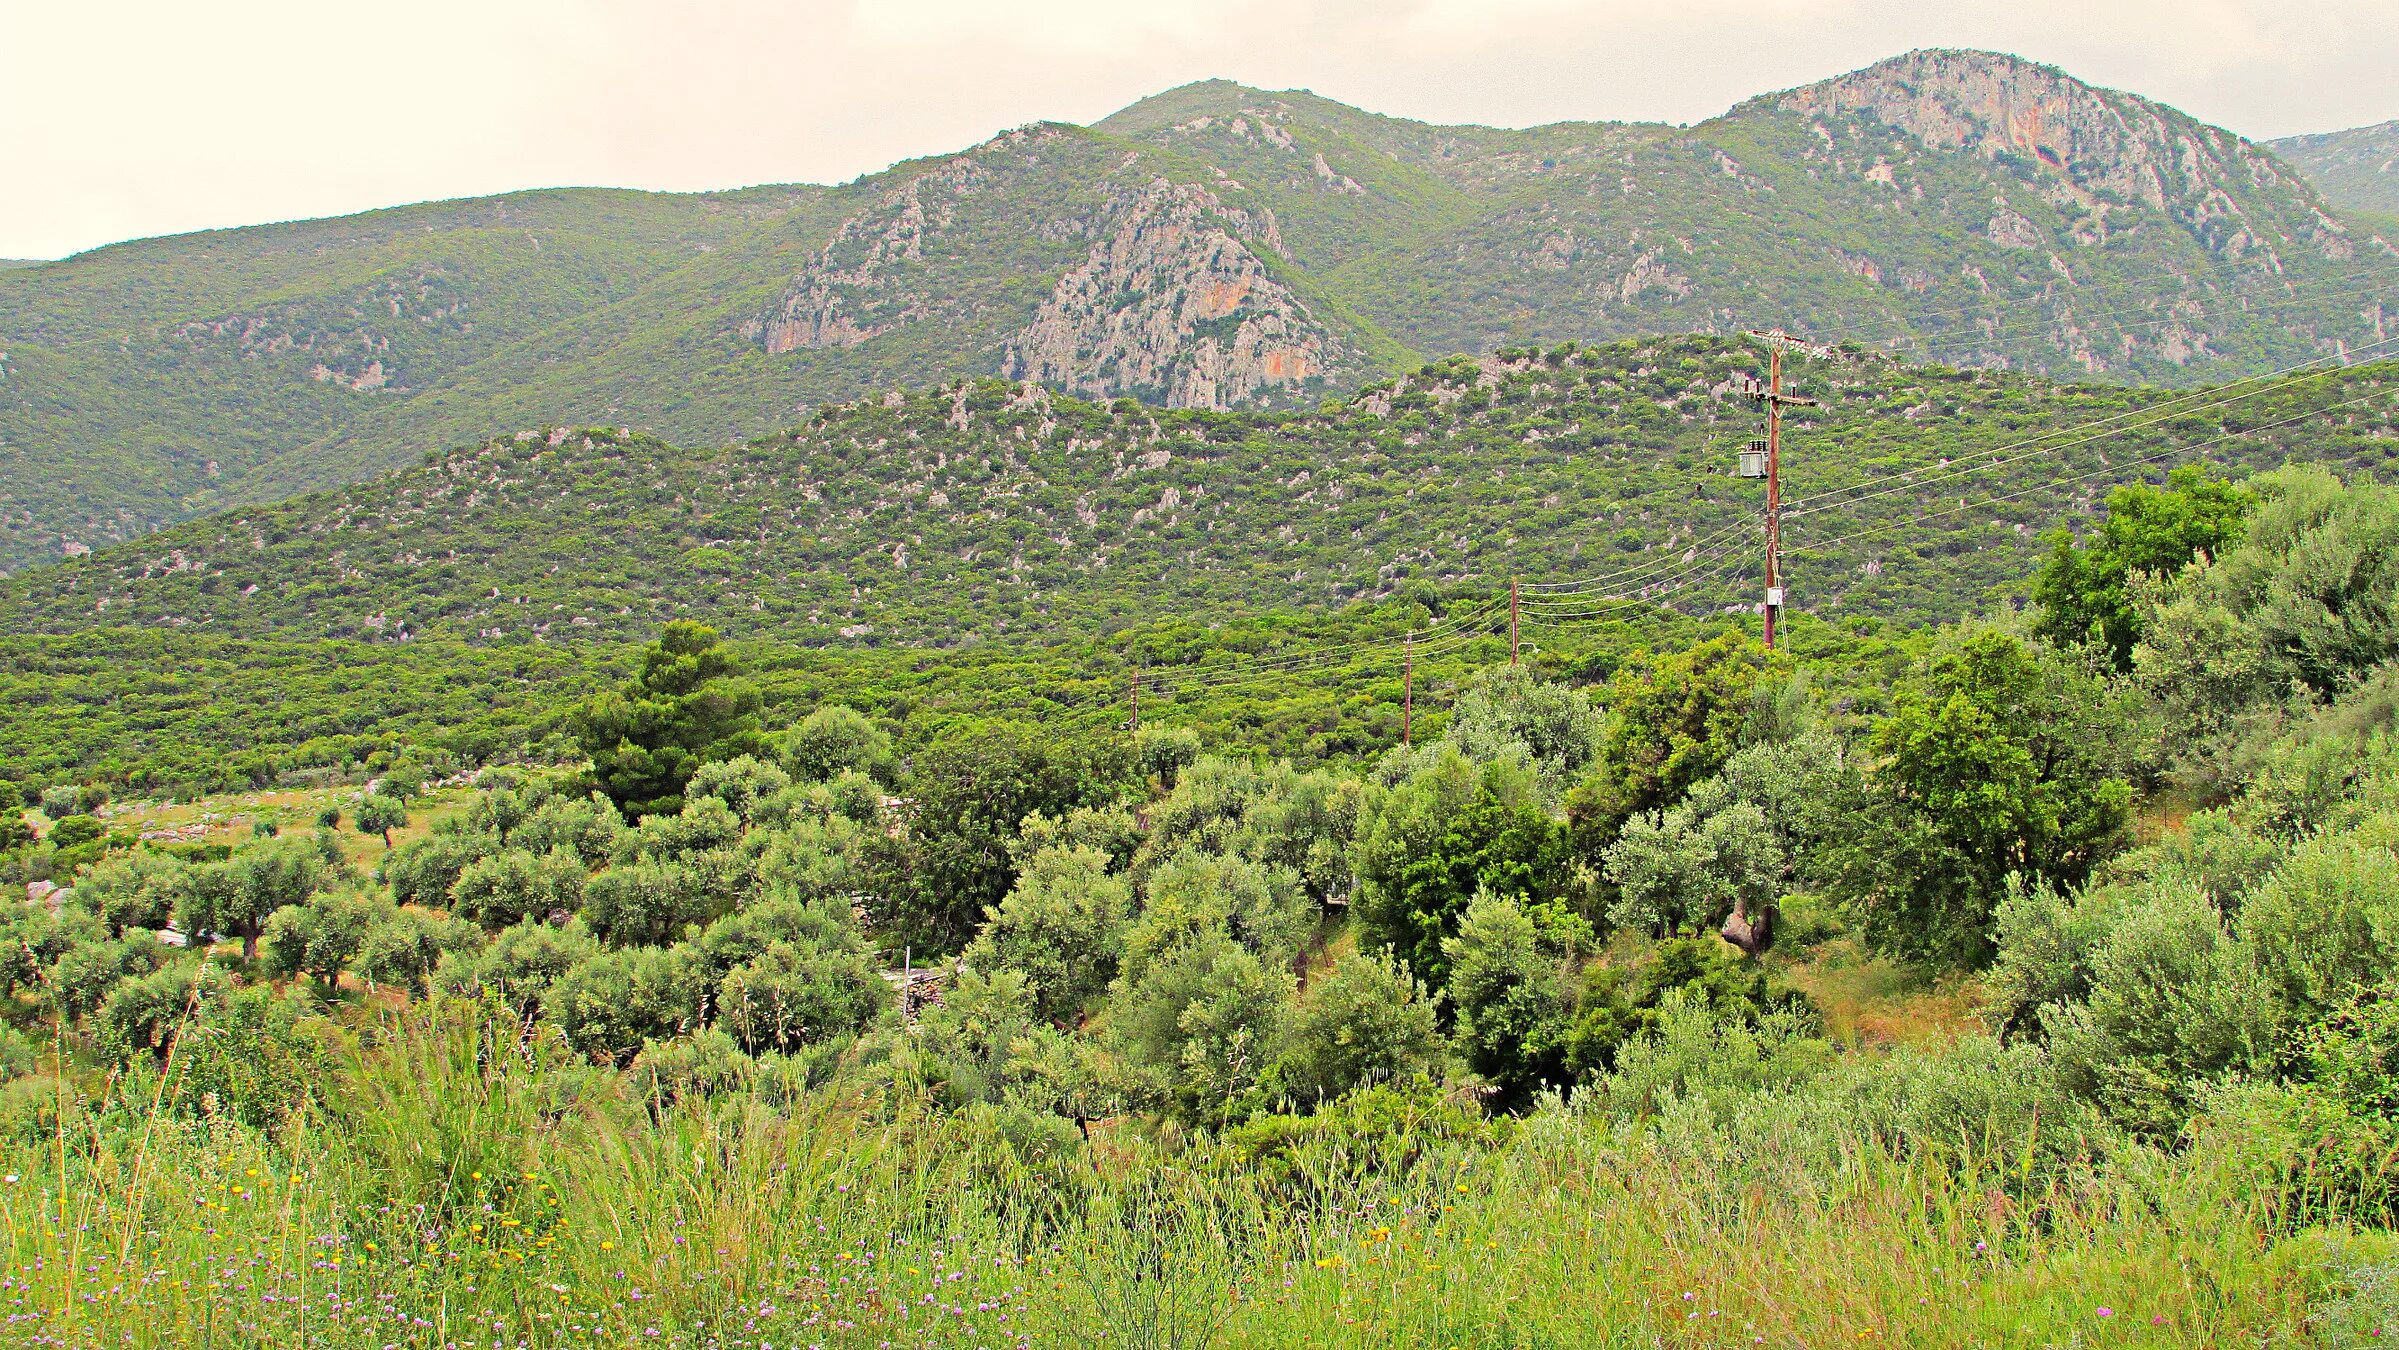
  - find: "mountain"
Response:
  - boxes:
[4,49,2392,572]
[2272,120,2399,221]
[8,337,2394,653]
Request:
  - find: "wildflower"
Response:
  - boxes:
[600,1241,616,1251]
[2097,1308,2113,1318]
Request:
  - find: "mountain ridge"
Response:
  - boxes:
[3,48,2393,572]
[2271,118,2399,220]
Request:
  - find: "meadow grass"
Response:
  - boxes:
[0,1003,2358,1349]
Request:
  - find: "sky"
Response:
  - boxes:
[5,0,2396,261]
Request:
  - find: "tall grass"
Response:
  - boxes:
[0,1001,2358,1348]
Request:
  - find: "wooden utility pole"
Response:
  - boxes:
[1402,631,1414,748]
[1509,578,1520,666]
[1744,331,1820,651]
[1129,666,1140,733]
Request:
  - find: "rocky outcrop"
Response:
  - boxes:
[170,266,466,392]
[1774,49,2352,265]
[1003,180,1349,410]
[752,127,1078,354]
[755,158,991,352]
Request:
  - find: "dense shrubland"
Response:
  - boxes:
[4,463,2399,1343]
[7,339,2396,801]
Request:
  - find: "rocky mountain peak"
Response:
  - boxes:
[1760,47,2353,264]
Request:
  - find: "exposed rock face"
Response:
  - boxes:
[1003,180,1348,410]
[758,157,993,353]
[1777,49,2351,265]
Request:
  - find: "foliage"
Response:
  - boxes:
[961,843,1133,1023]
[177,836,335,961]
[1108,930,1295,1131]
[354,793,407,845]
[2032,466,2254,670]
[1273,945,1445,1105]
[1829,629,2135,967]
[1441,890,1584,1110]
[781,704,896,785]
[1570,633,1777,849]
[885,723,1135,953]
[260,890,381,989]
[6,348,2396,801]
[575,622,766,820]
[1355,750,1574,988]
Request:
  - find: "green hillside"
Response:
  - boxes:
[4,49,2395,572]
[5,337,2395,794]
[12,338,2395,651]
[2273,119,2399,218]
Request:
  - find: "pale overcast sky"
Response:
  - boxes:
[4,0,2396,260]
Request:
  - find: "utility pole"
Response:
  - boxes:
[1402,631,1413,748]
[1509,578,1520,666]
[1129,666,1140,734]
[1744,330,1821,651]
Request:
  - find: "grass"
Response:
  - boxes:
[79,779,482,874]
[0,1001,2363,1349]
[1780,938,1984,1050]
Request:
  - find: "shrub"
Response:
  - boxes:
[262,891,382,990]
[544,944,707,1064]
[715,934,887,1055]
[450,847,587,931]
[2239,821,2399,1033]
[962,843,1132,1023]
[579,859,707,947]
[49,934,170,1020]
[354,906,485,994]
[1274,946,1445,1106]
[2042,878,2273,1136]
[438,917,599,1014]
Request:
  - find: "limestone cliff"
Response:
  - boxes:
[1004,180,1357,410]
[1773,49,2353,267]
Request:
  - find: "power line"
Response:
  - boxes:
[1781,334,2399,521]
[1516,513,1763,595]
[1786,387,2399,558]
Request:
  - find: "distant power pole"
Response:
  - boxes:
[1402,631,1414,748]
[1744,330,1821,650]
[1509,578,1520,666]
[1129,666,1140,734]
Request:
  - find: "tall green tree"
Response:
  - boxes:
[1829,630,2135,968]
[178,838,330,962]
[1568,633,1777,853]
[1354,751,1577,990]
[888,724,1135,954]
[576,622,766,819]
[354,794,407,848]
[2032,466,2253,671]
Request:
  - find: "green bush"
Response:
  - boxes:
[962,843,1133,1024]
[1274,945,1444,1106]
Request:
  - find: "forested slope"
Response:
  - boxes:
[7,339,2393,650]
